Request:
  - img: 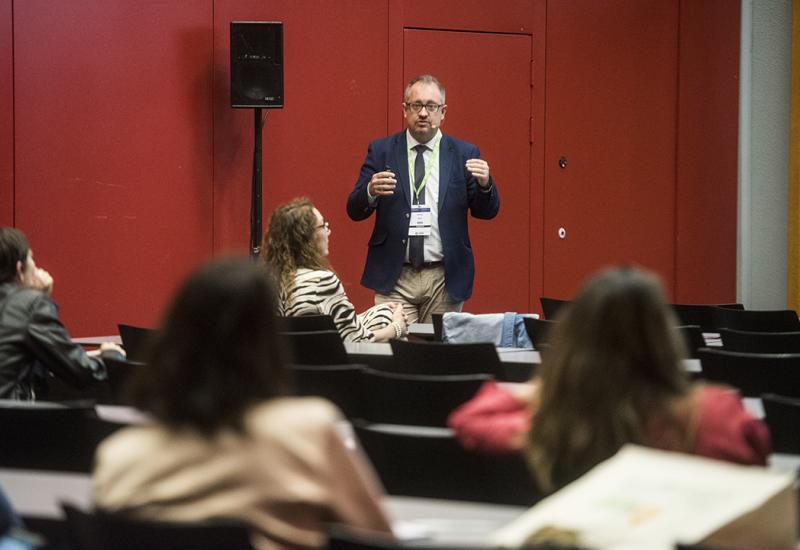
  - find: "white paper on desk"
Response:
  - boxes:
[491,445,796,550]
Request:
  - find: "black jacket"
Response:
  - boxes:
[0,282,110,400]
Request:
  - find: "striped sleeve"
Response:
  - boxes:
[283,270,375,342]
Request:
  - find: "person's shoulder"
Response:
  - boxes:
[0,284,50,312]
[369,131,405,149]
[695,383,746,408]
[247,396,340,434]
[690,383,770,465]
[441,133,478,151]
[691,383,760,426]
[95,424,167,466]
[296,268,339,285]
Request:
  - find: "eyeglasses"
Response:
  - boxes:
[316,221,330,231]
[405,102,443,113]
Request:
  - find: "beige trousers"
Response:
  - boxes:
[374,264,463,324]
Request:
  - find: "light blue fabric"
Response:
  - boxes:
[442,312,535,348]
[0,488,34,550]
[501,312,534,348]
[0,535,35,550]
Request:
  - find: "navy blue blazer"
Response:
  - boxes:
[346,131,500,302]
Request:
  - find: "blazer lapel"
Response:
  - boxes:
[438,134,453,210]
[390,132,410,207]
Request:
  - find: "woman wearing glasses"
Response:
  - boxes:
[262,197,407,342]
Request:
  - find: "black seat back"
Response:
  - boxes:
[103,357,145,405]
[0,401,124,471]
[117,324,157,363]
[431,313,444,342]
[719,328,800,353]
[711,308,800,333]
[523,317,557,349]
[388,339,501,377]
[279,330,349,365]
[63,504,254,550]
[287,363,364,418]
[353,422,540,506]
[539,297,570,320]
[359,368,489,427]
[696,348,800,397]
[278,314,337,332]
[670,303,744,332]
[761,393,800,454]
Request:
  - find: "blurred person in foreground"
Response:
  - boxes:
[0,227,124,400]
[448,266,770,493]
[263,197,407,342]
[92,258,392,549]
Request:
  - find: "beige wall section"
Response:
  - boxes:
[738,0,792,309]
[790,0,800,311]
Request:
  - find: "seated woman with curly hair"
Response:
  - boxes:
[262,197,407,342]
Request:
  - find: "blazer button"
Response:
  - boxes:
[405,213,410,218]
[402,239,406,244]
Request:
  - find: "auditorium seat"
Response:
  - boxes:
[352,422,540,506]
[63,503,254,550]
[696,348,800,398]
[670,303,744,333]
[278,314,337,333]
[539,297,570,320]
[287,363,365,419]
[431,313,444,342]
[102,356,145,405]
[761,393,800,454]
[388,340,502,377]
[711,307,800,333]
[358,368,489,427]
[719,328,800,353]
[523,317,557,350]
[0,401,124,472]
[279,330,349,365]
[117,324,157,363]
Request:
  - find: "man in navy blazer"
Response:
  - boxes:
[347,75,500,324]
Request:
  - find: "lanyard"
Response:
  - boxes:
[408,133,442,203]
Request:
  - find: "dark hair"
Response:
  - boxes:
[0,228,30,284]
[527,266,689,492]
[126,257,291,435]
[261,197,329,293]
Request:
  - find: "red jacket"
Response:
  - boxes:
[448,381,770,465]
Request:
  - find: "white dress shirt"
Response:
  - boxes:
[405,129,443,262]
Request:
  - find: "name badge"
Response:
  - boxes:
[408,206,432,236]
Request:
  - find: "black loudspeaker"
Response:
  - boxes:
[230,21,283,108]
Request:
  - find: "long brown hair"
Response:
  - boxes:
[127,258,290,435]
[527,266,689,492]
[261,197,329,292]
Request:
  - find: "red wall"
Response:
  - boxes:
[542,0,679,299]
[674,0,740,303]
[12,1,214,334]
[0,0,740,335]
[0,0,11,227]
